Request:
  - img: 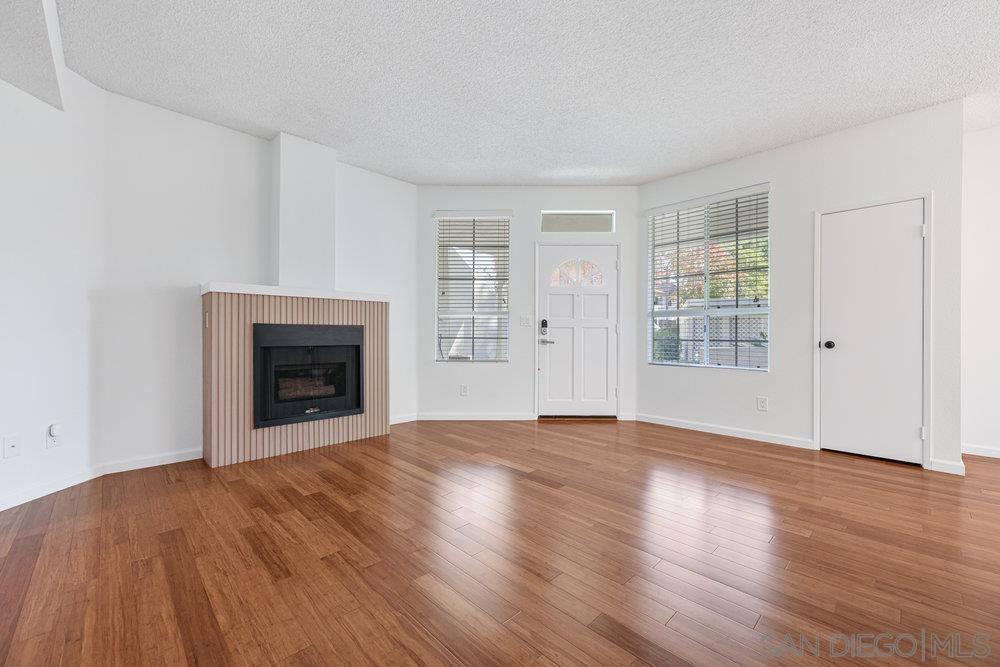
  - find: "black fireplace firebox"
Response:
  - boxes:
[253,324,364,428]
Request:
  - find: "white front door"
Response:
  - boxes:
[818,199,924,463]
[537,245,618,416]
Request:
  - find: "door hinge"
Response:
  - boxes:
[614,387,619,397]
[615,323,620,334]
[615,260,621,270]
[920,426,927,440]
[921,224,927,238]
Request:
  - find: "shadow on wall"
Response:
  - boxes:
[88,285,204,468]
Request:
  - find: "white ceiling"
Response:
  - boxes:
[56,0,1000,185]
[1,0,62,108]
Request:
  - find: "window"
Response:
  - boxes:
[549,259,604,286]
[648,188,769,369]
[436,215,510,361]
[541,211,615,233]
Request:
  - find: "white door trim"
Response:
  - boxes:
[812,192,933,468]
[533,242,622,418]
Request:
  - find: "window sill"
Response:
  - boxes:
[436,359,511,364]
[648,361,769,372]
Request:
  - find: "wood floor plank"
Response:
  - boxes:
[157,527,231,665]
[412,572,541,663]
[0,533,44,664]
[0,420,998,664]
[320,551,465,665]
[588,612,695,666]
[240,524,293,580]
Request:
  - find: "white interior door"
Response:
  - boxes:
[819,199,924,463]
[537,245,618,416]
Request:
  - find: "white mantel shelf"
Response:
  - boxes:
[201,282,390,303]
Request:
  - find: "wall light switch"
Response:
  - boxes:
[3,435,22,459]
[459,384,469,397]
[756,396,769,412]
[519,316,531,327]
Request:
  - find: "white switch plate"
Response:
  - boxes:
[756,396,769,412]
[519,316,531,327]
[3,435,22,459]
[459,384,469,396]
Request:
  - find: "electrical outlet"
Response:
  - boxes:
[3,435,22,459]
[459,384,469,397]
[46,423,62,448]
[756,396,769,412]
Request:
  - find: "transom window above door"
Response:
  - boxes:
[647,187,770,370]
[540,211,615,233]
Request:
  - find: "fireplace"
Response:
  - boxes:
[253,324,364,428]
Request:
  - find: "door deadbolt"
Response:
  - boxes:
[823,340,836,349]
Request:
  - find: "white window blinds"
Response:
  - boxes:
[648,189,769,369]
[436,216,510,361]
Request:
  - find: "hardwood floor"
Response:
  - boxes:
[1,420,999,665]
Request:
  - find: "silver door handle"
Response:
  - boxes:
[539,339,555,345]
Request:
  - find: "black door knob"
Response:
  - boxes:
[824,340,836,349]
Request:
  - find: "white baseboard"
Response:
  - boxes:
[926,458,966,476]
[410,413,636,422]
[417,412,537,421]
[963,442,1000,459]
[97,448,202,476]
[0,448,202,513]
[390,413,418,425]
[635,413,816,450]
[0,469,97,514]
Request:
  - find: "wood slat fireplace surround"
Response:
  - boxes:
[201,284,389,467]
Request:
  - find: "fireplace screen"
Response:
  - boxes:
[253,325,364,428]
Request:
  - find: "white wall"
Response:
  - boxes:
[94,92,271,469]
[0,71,105,510]
[274,132,337,288]
[336,163,419,422]
[962,124,1000,458]
[416,186,639,419]
[0,70,273,510]
[637,101,965,472]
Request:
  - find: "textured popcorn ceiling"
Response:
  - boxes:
[56,0,1000,185]
[1,0,62,108]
